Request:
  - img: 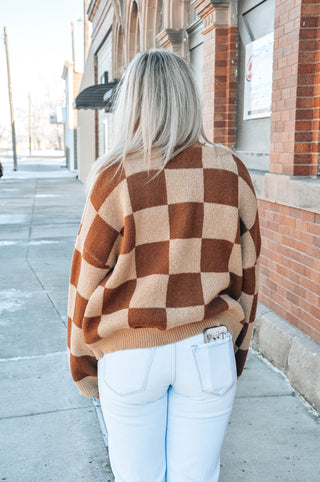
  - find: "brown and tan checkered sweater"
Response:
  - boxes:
[67,142,261,397]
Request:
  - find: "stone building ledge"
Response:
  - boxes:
[250,170,320,215]
[251,301,320,413]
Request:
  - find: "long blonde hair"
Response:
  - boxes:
[85,48,214,195]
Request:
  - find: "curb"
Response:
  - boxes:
[251,302,320,414]
[92,396,109,447]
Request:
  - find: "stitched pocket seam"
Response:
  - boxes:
[191,336,237,395]
[102,348,157,396]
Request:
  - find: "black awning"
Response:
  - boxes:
[75,82,118,110]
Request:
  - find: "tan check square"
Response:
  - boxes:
[99,178,133,231]
[238,177,258,229]
[98,309,130,338]
[166,305,205,328]
[78,199,97,247]
[107,251,137,289]
[165,168,204,204]
[77,258,110,299]
[228,243,242,276]
[202,203,238,241]
[129,274,169,308]
[202,145,238,174]
[201,272,231,304]
[169,238,201,274]
[241,231,257,269]
[134,205,170,245]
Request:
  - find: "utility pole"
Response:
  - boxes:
[28,93,32,156]
[71,22,75,66]
[84,0,89,65]
[3,26,17,171]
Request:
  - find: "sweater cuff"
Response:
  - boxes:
[75,376,99,398]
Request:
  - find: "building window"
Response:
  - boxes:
[235,0,275,171]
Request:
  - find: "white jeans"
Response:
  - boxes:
[97,331,237,482]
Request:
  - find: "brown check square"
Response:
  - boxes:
[102,279,137,314]
[166,273,204,307]
[127,170,168,212]
[73,292,88,328]
[135,241,170,277]
[70,249,82,287]
[120,214,136,254]
[203,168,238,207]
[128,308,167,329]
[83,214,119,268]
[90,164,125,211]
[169,202,204,239]
[201,239,234,272]
[166,144,203,169]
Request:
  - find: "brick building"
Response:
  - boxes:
[76,0,320,410]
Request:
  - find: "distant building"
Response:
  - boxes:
[61,61,82,171]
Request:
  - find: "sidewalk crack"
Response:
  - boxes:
[0,405,93,421]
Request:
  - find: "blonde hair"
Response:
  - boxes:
[85,48,215,195]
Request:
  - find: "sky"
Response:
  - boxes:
[0,0,85,127]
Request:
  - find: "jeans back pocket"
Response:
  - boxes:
[192,332,237,395]
[99,347,156,396]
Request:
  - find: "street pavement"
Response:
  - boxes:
[0,156,319,482]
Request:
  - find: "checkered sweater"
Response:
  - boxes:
[67,142,261,397]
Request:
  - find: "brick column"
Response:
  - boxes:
[157,28,185,55]
[311,6,320,176]
[192,0,238,147]
[270,0,320,176]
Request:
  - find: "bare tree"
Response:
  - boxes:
[3,78,65,153]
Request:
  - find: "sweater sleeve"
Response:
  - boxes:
[67,170,122,397]
[234,156,261,377]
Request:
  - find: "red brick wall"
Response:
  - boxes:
[202,25,238,147]
[310,3,320,176]
[258,199,320,343]
[296,0,320,176]
[270,0,320,176]
[202,26,215,140]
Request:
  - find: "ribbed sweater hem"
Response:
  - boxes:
[90,312,245,360]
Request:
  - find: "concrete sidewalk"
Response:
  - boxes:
[0,158,319,482]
